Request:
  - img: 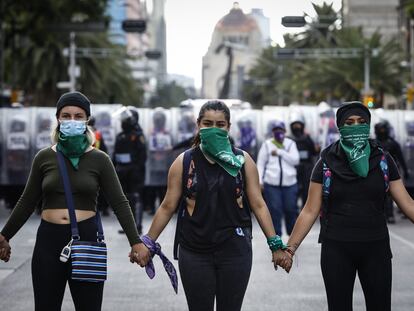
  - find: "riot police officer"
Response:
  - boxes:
[375,120,409,223]
[113,107,147,234]
[289,116,318,209]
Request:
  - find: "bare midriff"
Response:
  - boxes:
[41,209,96,224]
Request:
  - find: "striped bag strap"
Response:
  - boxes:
[57,151,104,241]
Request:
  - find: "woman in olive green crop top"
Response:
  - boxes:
[0,91,150,310]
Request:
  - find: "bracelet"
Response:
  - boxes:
[285,247,295,257]
[267,235,287,252]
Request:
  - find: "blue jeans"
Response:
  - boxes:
[264,183,298,236]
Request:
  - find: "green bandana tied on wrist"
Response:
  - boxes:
[339,124,371,177]
[57,133,89,170]
[199,127,245,177]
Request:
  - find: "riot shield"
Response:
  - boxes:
[5,109,32,185]
[316,102,339,150]
[91,104,122,156]
[145,107,174,186]
[230,108,259,160]
[31,107,55,156]
[403,111,414,188]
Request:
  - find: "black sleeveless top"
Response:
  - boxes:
[179,147,251,253]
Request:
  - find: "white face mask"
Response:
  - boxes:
[59,120,87,136]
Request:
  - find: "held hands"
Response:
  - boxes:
[0,234,11,263]
[272,249,293,273]
[129,242,151,267]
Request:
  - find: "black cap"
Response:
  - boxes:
[336,101,371,128]
[56,91,91,117]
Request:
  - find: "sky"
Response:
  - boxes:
[164,0,342,89]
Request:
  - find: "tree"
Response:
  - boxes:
[149,81,189,108]
[244,2,404,107]
[2,0,142,106]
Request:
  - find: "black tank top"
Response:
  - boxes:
[179,147,251,253]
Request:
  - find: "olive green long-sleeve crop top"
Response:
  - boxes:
[0,147,141,246]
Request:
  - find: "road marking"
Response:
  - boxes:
[389,230,414,250]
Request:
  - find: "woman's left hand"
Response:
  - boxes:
[129,243,151,267]
[272,249,292,273]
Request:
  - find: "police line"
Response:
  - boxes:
[1,103,414,188]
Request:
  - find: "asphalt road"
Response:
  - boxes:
[0,203,413,311]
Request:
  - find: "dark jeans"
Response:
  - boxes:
[32,217,104,311]
[321,238,392,311]
[178,228,253,311]
[263,183,298,236]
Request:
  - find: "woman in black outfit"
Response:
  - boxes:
[279,102,414,311]
[145,100,288,311]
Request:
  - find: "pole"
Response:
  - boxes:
[411,19,414,84]
[69,32,76,92]
[364,44,370,95]
[0,0,4,105]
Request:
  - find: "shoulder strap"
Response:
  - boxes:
[173,148,193,260]
[56,151,104,241]
[233,147,251,214]
[322,161,331,198]
[379,149,390,192]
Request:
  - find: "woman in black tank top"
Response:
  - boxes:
[144,100,291,311]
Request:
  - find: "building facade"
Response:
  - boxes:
[202,2,270,99]
[342,0,400,40]
[106,0,167,103]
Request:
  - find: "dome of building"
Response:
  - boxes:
[215,2,258,32]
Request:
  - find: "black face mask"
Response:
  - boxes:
[121,120,134,132]
[291,127,304,138]
[376,131,389,141]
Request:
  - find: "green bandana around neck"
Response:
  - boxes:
[199,127,245,177]
[57,133,89,170]
[339,124,371,177]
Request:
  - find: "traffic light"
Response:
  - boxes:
[281,16,306,27]
[145,50,162,60]
[363,95,375,108]
[122,19,146,33]
[406,86,414,103]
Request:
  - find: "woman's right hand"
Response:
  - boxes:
[129,242,150,267]
[0,234,11,262]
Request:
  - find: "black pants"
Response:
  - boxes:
[296,163,313,209]
[321,238,392,311]
[32,217,104,311]
[178,228,253,311]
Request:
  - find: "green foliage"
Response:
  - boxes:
[1,0,142,106]
[149,81,189,108]
[244,1,404,107]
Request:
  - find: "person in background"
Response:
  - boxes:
[375,120,409,223]
[257,120,300,237]
[88,116,109,216]
[0,91,149,310]
[280,102,414,311]
[289,116,319,209]
[113,108,147,234]
[144,100,289,311]
[88,116,107,154]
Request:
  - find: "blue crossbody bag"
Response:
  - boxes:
[57,151,107,283]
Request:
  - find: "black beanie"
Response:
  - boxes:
[336,101,371,128]
[56,91,91,117]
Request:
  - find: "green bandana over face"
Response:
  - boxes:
[339,124,371,177]
[199,127,245,177]
[57,133,89,170]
